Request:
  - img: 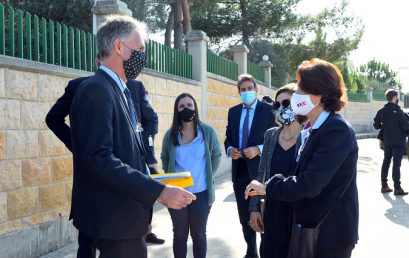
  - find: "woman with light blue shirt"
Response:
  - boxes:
[161,93,222,258]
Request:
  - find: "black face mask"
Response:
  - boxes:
[123,50,147,80]
[178,108,196,122]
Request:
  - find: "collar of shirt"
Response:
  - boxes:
[242,100,258,110]
[99,65,128,96]
[299,110,330,149]
[311,110,330,130]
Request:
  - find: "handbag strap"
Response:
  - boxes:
[316,171,356,228]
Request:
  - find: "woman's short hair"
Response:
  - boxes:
[274,83,297,101]
[296,58,347,112]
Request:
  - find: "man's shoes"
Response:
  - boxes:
[243,255,259,258]
[145,233,165,244]
[394,188,409,196]
[381,186,393,193]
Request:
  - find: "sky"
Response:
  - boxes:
[297,0,409,91]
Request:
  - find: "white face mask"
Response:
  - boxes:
[290,93,316,116]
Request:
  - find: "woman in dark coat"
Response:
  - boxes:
[245,58,359,258]
[248,84,306,258]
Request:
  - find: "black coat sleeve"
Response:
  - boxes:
[138,83,158,138]
[373,109,382,130]
[266,121,353,202]
[224,108,234,154]
[45,79,84,151]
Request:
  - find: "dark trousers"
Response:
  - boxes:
[168,190,211,258]
[316,244,354,258]
[144,135,157,165]
[147,208,153,234]
[77,231,96,258]
[233,161,258,257]
[91,235,147,258]
[381,145,404,188]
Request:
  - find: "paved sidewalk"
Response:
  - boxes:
[40,139,409,258]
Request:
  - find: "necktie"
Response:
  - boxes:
[241,107,250,149]
[123,88,145,154]
[124,88,138,127]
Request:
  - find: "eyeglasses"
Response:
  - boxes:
[274,99,290,108]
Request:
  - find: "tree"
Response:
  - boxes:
[190,0,302,46]
[286,0,364,74]
[192,0,363,85]
[359,59,402,90]
[5,0,93,31]
[246,40,291,87]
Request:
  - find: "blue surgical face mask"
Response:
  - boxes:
[241,91,256,105]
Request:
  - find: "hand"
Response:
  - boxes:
[157,185,197,209]
[243,146,260,159]
[244,180,266,200]
[249,212,264,232]
[228,147,242,160]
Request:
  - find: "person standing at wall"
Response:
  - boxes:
[224,74,276,258]
[46,55,164,258]
[373,89,409,195]
[161,93,222,258]
[248,84,307,258]
[68,15,196,257]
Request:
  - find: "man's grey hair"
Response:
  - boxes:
[97,15,148,59]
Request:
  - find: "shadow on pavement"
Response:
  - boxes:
[382,194,409,229]
[358,156,379,174]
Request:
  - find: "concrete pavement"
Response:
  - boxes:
[40,138,409,258]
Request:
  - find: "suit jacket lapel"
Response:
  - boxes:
[96,69,145,154]
[233,105,242,146]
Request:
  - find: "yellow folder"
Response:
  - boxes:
[151,171,194,188]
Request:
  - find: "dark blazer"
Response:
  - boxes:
[45,77,158,162]
[224,100,276,181]
[69,69,165,240]
[128,80,159,165]
[266,113,359,253]
[45,77,90,151]
[373,102,409,146]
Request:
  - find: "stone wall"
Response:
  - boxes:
[0,56,91,257]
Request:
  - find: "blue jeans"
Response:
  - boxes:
[168,190,211,258]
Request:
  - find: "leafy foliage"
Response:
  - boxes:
[5,0,93,31]
[358,59,401,90]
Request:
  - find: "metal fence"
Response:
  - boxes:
[0,3,194,80]
[348,92,368,102]
[207,50,238,81]
[146,39,192,79]
[0,3,97,71]
[247,60,264,82]
[373,91,386,101]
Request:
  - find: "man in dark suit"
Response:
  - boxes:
[224,74,276,258]
[46,79,165,256]
[373,89,409,195]
[68,15,195,258]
